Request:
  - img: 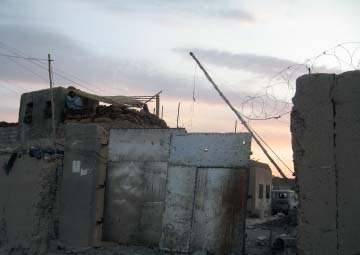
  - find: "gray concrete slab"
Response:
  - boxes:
[292,74,337,255]
[169,133,251,168]
[59,124,108,247]
[159,165,197,253]
[108,129,185,162]
[103,161,167,245]
[190,167,248,255]
[334,70,360,255]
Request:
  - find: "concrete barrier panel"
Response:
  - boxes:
[60,124,108,247]
[160,165,197,253]
[169,133,251,168]
[292,74,337,255]
[334,70,360,254]
[103,161,167,245]
[108,129,185,162]
[190,168,248,255]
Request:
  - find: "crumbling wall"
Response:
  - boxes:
[0,126,17,150]
[0,155,58,255]
[291,70,360,255]
[18,87,67,143]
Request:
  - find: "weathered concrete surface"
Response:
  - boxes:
[18,87,67,142]
[291,74,337,255]
[108,129,185,162]
[103,161,167,245]
[159,166,197,253]
[161,133,251,255]
[190,168,248,255]
[59,124,108,247]
[104,128,186,246]
[169,133,251,168]
[0,155,57,255]
[334,70,360,254]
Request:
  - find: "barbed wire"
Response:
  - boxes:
[237,42,360,119]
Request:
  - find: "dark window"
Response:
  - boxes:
[44,101,52,119]
[258,184,264,199]
[266,185,270,199]
[23,102,33,124]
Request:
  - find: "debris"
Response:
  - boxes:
[256,236,268,246]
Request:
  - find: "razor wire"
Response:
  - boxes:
[237,42,360,120]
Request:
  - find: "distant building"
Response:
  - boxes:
[272,176,296,190]
[248,160,272,217]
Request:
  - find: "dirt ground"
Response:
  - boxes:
[245,215,296,255]
[48,215,295,255]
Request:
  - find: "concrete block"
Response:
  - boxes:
[108,129,186,162]
[169,133,251,168]
[59,124,108,247]
[159,165,197,253]
[291,74,337,255]
[103,161,167,245]
[190,168,248,255]
[334,70,360,254]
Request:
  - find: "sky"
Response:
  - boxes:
[0,0,359,177]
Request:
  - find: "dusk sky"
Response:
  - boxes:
[1,0,359,177]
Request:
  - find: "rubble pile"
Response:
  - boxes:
[65,105,168,128]
[0,122,18,127]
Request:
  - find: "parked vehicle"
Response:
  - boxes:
[271,190,298,215]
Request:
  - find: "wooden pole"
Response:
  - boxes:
[189,52,289,180]
[235,120,237,133]
[156,94,160,117]
[48,53,56,152]
[177,102,180,128]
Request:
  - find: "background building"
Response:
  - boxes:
[248,160,272,217]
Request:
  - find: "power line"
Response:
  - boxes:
[0,41,101,94]
[0,53,48,61]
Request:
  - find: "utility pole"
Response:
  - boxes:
[48,53,56,153]
[177,102,180,128]
[156,94,160,117]
[189,52,289,180]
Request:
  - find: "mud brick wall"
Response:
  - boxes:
[291,70,360,255]
[0,127,18,149]
[0,155,58,255]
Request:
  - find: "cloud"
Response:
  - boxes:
[212,9,256,22]
[173,48,338,78]
[78,0,256,23]
[0,25,256,105]
[173,48,299,76]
